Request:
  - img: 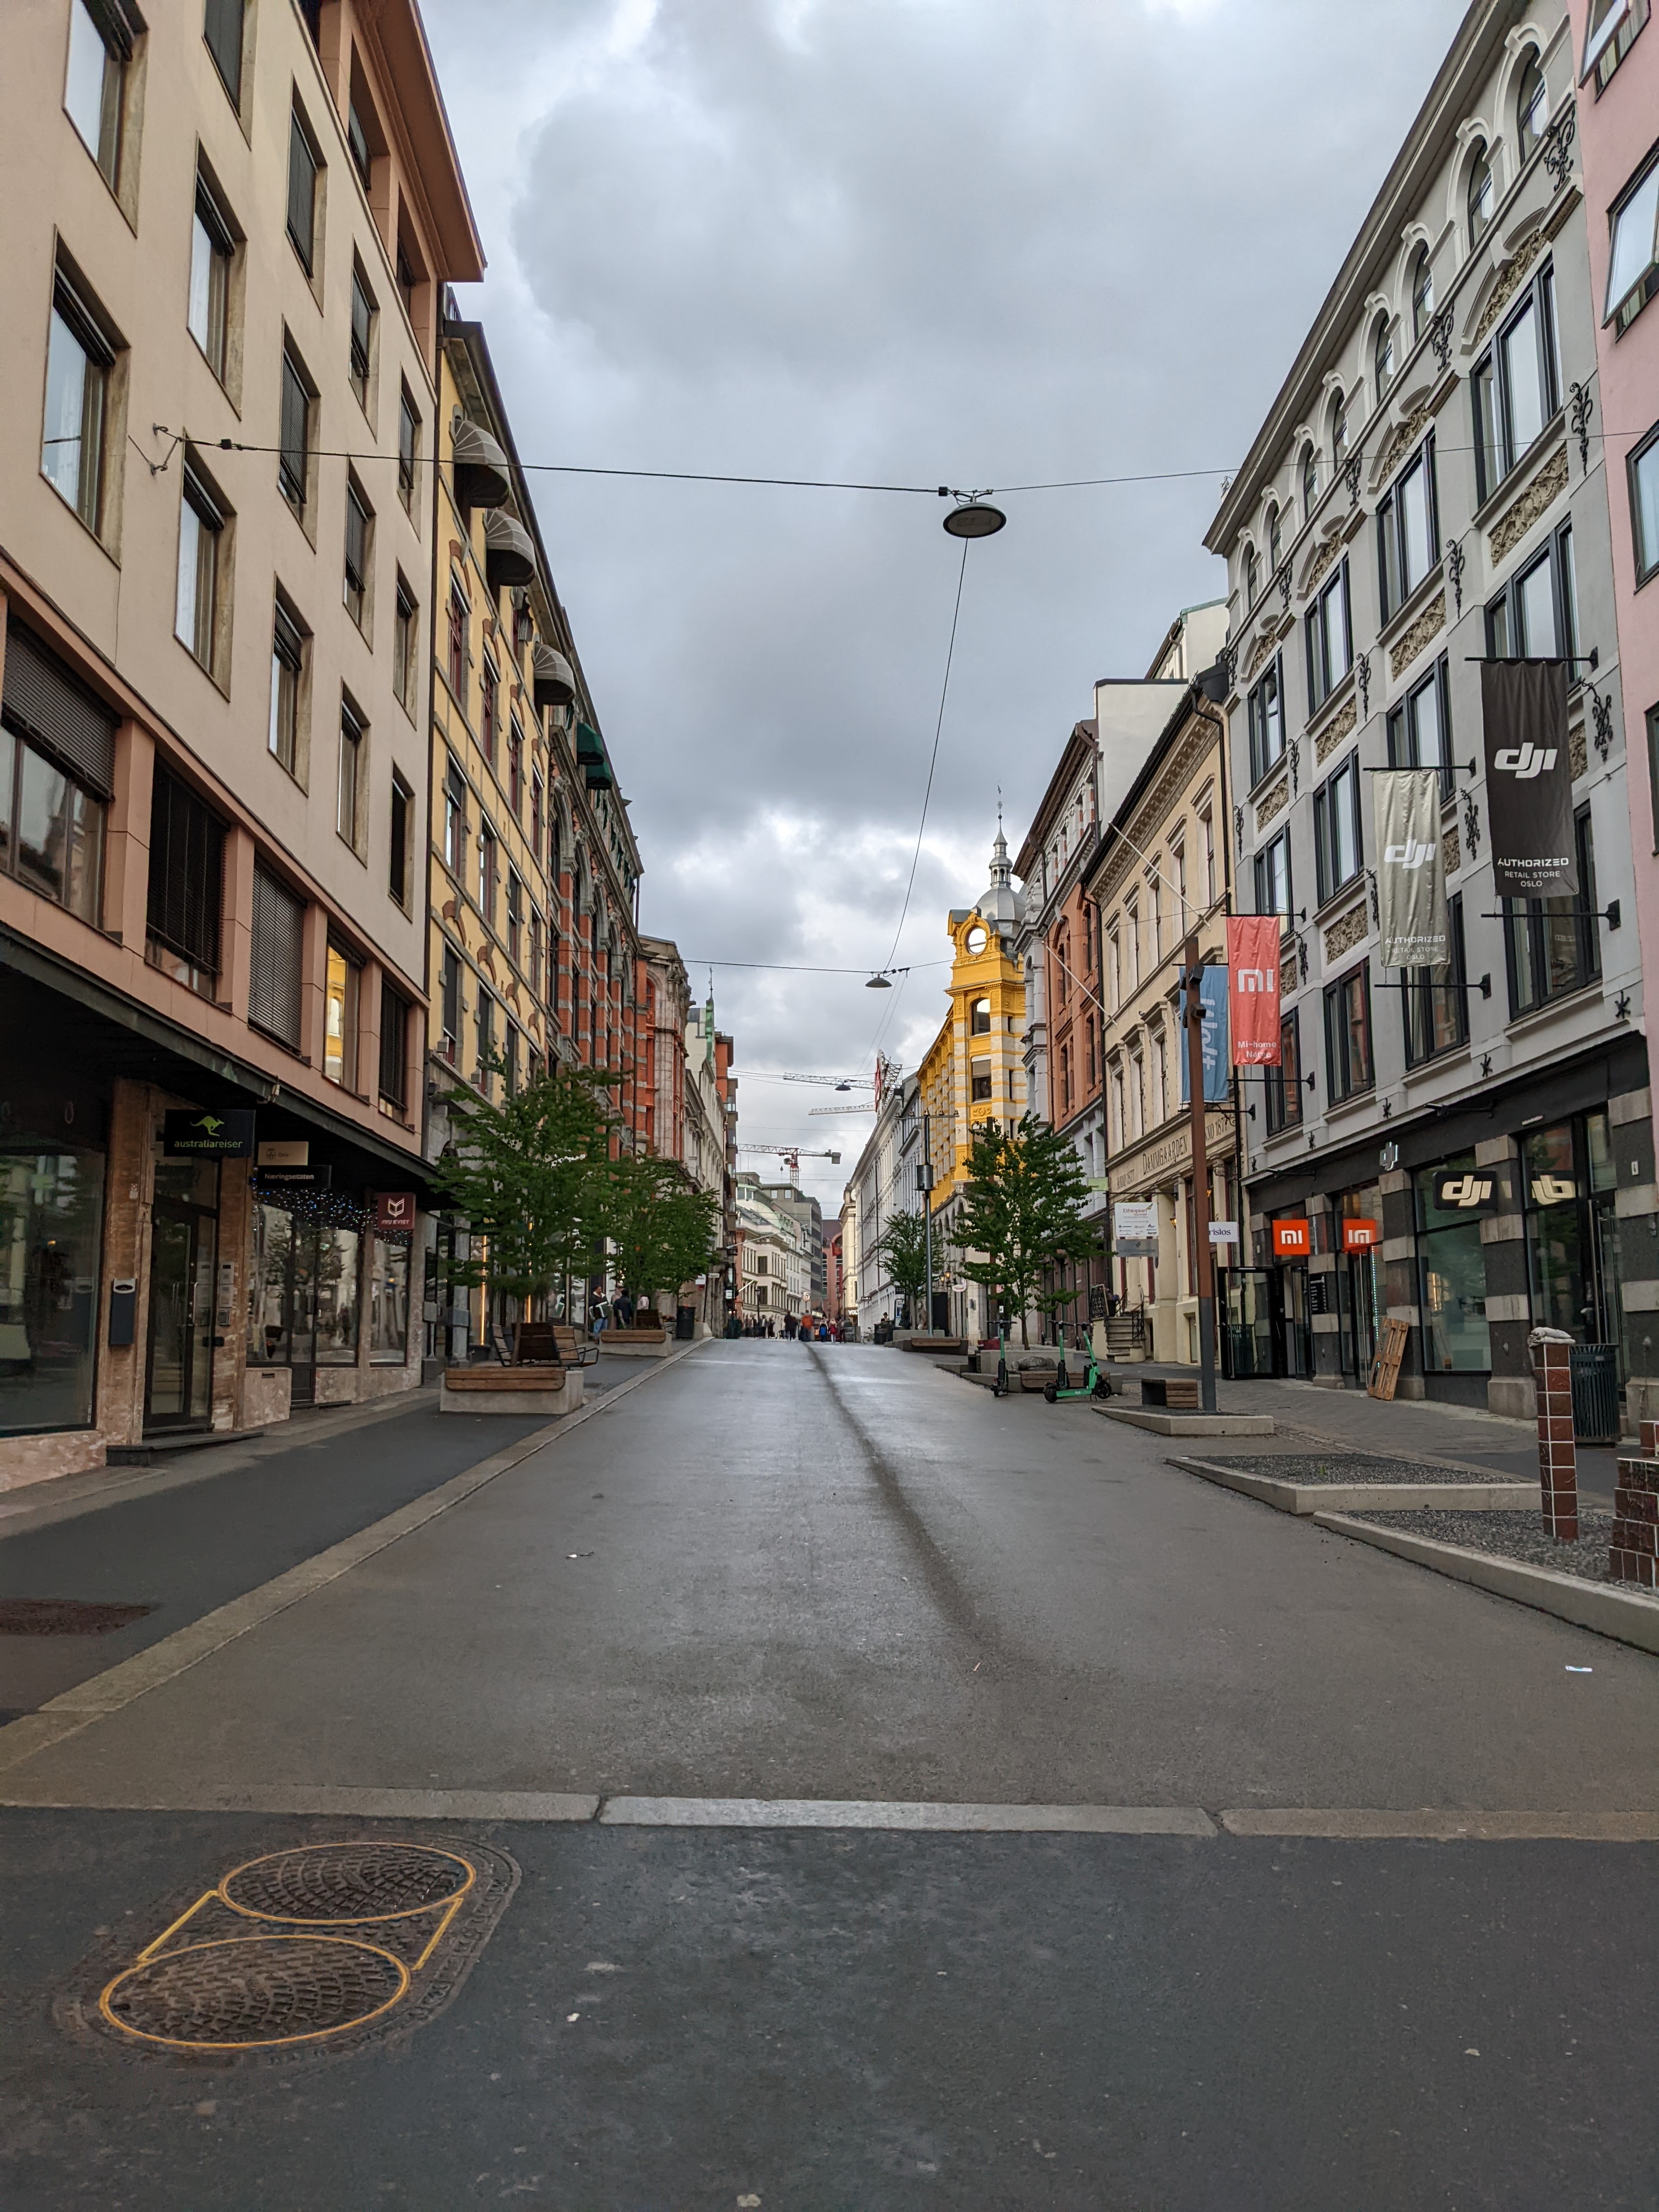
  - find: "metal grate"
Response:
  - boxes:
[104,1935,407,2050]
[222,1843,471,1925]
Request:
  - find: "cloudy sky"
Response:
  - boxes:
[422,0,1460,1211]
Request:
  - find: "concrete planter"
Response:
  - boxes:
[597,1330,674,1359]
[439,1367,584,1416]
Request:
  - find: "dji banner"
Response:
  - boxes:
[1226,915,1282,1065]
[1481,660,1578,897]
[1373,768,1448,968]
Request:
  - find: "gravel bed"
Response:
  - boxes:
[1352,1506,1615,1584]
[1204,1453,1516,1486]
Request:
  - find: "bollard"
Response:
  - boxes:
[1529,1328,1578,1543]
[1609,1417,1659,1588]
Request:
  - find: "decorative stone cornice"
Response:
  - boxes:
[1302,534,1341,596]
[1442,822,1460,877]
[1470,228,1548,349]
[1570,720,1587,781]
[1488,444,1568,566]
[1314,695,1358,765]
[1279,953,1298,997]
[1376,403,1434,484]
[1255,777,1290,832]
[1245,627,1279,685]
[1389,589,1446,680]
[1324,901,1369,965]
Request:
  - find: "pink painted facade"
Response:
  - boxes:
[1571,0,1659,1172]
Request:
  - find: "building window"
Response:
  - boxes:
[1306,560,1352,709]
[382,991,411,1115]
[393,578,417,715]
[1627,422,1659,585]
[1374,317,1395,399]
[1247,656,1285,784]
[1200,810,1216,905]
[506,870,523,965]
[1411,246,1435,341]
[443,756,466,877]
[65,0,127,187]
[1266,1009,1302,1133]
[1607,155,1659,336]
[970,995,991,1035]
[507,719,523,814]
[530,772,543,866]
[1404,893,1470,1067]
[440,947,461,1049]
[0,640,110,929]
[1085,1015,1097,1085]
[279,342,313,517]
[174,459,228,676]
[1649,705,1659,850]
[1254,828,1292,923]
[324,940,361,1087]
[529,909,544,999]
[447,579,469,704]
[42,265,114,534]
[478,821,496,921]
[1323,963,1373,1102]
[1584,0,1650,91]
[286,103,321,275]
[343,476,372,631]
[369,1228,410,1360]
[389,770,412,910]
[1267,504,1282,574]
[1515,52,1547,160]
[145,765,224,996]
[476,990,495,1091]
[1302,445,1318,517]
[504,1024,520,1096]
[250,865,303,1047]
[1331,395,1349,463]
[269,597,305,776]
[348,263,375,409]
[1243,544,1259,607]
[1467,143,1494,245]
[337,699,364,850]
[347,93,373,189]
[204,0,245,107]
[1386,655,1453,799]
[1472,266,1560,500]
[1505,805,1601,1014]
[398,388,419,511]
[188,173,235,381]
[1378,436,1438,620]
[480,654,498,768]
[1313,754,1362,905]
[1486,521,1577,663]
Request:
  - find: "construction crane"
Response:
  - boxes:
[737,1144,842,1178]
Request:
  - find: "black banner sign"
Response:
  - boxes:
[1432,1169,1500,1213]
[163,1108,255,1158]
[1481,661,1577,896]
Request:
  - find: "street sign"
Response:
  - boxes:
[1271,1218,1311,1259]
[164,1108,255,1158]
[255,1166,332,1190]
[1209,1220,1239,1245]
[1113,1200,1158,1259]
[375,1191,417,1234]
[257,1139,309,1167]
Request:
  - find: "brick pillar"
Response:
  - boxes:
[1609,1420,1659,1587]
[1531,1329,1578,1542]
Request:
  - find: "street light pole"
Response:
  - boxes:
[1183,932,1218,1415]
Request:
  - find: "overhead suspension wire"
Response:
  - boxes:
[683,957,947,976]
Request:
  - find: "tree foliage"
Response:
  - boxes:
[431,1063,615,1302]
[952,1116,1099,1346]
[876,1207,932,1313]
[606,1149,722,1302]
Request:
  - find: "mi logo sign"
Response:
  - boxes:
[1236,968,1273,992]
[1493,744,1558,780]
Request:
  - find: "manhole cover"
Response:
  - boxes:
[102,1936,408,2051]
[222,1843,472,1924]
[0,1600,154,1635]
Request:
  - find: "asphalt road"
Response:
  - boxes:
[2,1340,1656,2208]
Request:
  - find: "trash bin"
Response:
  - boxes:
[1569,1343,1619,1445]
[675,1305,695,1341]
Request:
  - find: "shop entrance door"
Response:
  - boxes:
[1338,1254,1380,1385]
[1219,1268,1275,1378]
[1270,1265,1314,1377]
[145,1207,216,1430]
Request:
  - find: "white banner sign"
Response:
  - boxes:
[1209,1221,1239,1245]
[1374,768,1449,968]
[1114,1200,1158,1258]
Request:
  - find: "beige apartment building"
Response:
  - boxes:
[0,0,481,1486]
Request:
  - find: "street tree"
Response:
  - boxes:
[952,1116,1099,1346]
[606,1149,722,1312]
[875,1207,931,1323]
[432,1062,616,1318]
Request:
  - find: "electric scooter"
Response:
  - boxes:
[1044,1333,1115,1403]
[991,1313,1011,1398]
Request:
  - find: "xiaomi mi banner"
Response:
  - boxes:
[1481,659,1577,896]
[1373,768,1448,968]
[1227,916,1282,1065]
[1178,967,1231,1104]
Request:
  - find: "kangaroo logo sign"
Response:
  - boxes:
[1374,769,1448,968]
[163,1109,255,1159]
[1481,660,1577,896]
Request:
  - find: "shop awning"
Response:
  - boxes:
[451,417,511,509]
[533,642,576,710]
[483,509,537,589]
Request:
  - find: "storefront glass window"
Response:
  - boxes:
[1524,1115,1621,1357]
[314,1224,360,1362]
[369,1233,409,1363]
[249,1201,294,1367]
[1414,1154,1491,1374]
[0,1146,104,1433]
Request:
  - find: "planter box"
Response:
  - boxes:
[598,1329,673,1359]
[439,1365,583,1416]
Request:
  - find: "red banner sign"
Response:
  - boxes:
[1272,1218,1311,1259]
[1227,916,1282,1065]
[1342,1218,1380,1252]
[375,1190,417,1234]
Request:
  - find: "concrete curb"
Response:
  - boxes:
[1171,1455,1540,1516]
[0,1339,708,1780]
[1101,1407,1276,1437]
[1311,1510,1659,1656]
[597,1797,1217,1834]
[1221,1807,1659,1840]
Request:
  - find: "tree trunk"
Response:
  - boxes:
[1019,1302,1029,1349]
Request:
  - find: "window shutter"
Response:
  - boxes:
[250,865,304,1046]
[1,623,117,797]
[287,113,316,269]
[146,766,224,974]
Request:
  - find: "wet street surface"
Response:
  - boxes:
[2,1341,1656,2208]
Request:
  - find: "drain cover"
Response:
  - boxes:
[64,1838,517,2063]
[0,1600,154,1635]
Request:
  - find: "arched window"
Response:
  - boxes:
[1374,318,1395,398]
[1516,53,1546,159]
[1244,544,1259,606]
[1330,394,1348,461]
[1411,247,1435,341]
[970,996,991,1036]
[1302,447,1319,516]
[1267,503,1282,572]
[1468,142,1494,244]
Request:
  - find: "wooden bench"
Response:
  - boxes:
[1141,1374,1200,1410]
[550,1324,600,1368]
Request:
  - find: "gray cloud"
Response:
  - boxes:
[422,0,1460,1206]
